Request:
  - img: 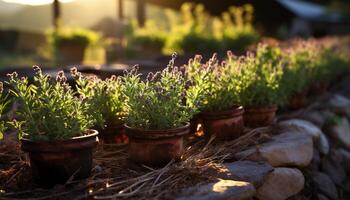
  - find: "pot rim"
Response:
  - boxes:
[21,129,99,153]
[201,106,244,120]
[125,122,190,140]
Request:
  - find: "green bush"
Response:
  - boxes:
[73,68,126,129]
[122,54,195,129]
[7,66,96,141]
[185,54,241,112]
[230,44,286,106]
[129,3,259,55]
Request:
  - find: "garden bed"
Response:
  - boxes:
[0,127,270,199]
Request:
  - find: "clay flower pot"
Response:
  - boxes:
[288,90,308,110]
[58,43,86,64]
[244,105,278,128]
[309,81,329,96]
[21,130,98,188]
[97,124,128,144]
[201,106,244,140]
[125,123,190,167]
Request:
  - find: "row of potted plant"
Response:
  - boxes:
[0,37,349,187]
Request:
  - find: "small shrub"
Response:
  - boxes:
[122,54,195,129]
[232,44,285,106]
[7,67,95,141]
[72,68,126,129]
[185,54,241,112]
[0,82,9,140]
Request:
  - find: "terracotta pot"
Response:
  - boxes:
[244,105,278,128]
[21,130,98,188]
[288,90,308,110]
[309,81,329,96]
[201,106,244,140]
[125,123,190,167]
[97,124,128,144]
[58,43,86,65]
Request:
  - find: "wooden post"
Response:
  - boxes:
[136,0,145,27]
[53,0,61,29]
[118,0,124,20]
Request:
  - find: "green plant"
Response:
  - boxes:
[0,82,9,140]
[122,54,195,129]
[72,67,125,129]
[218,5,259,52]
[47,27,101,61]
[185,53,241,112]
[7,66,96,141]
[232,44,285,106]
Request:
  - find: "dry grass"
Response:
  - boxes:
[0,127,272,200]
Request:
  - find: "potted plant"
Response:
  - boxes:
[122,54,195,167]
[185,53,244,139]
[0,82,9,140]
[72,67,127,144]
[7,67,98,188]
[281,41,315,109]
[237,44,285,127]
[48,27,100,64]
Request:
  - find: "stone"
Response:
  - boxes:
[235,131,313,167]
[317,194,330,200]
[318,133,330,155]
[310,148,321,171]
[279,119,322,139]
[278,119,329,155]
[321,157,346,186]
[328,94,350,115]
[333,148,350,174]
[300,111,326,127]
[176,179,256,200]
[214,161,274,188]
[256,167,304,200]
[327,117,350,149]
[312,172,338,200]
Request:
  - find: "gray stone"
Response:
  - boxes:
[235,131,313,167]
[310,148,321,171]
[333,148,350,174]
[327,117,350,149]
[317,193,330,200]
[300,111,326,127]
[214,161,274,188]
[176,179,256,200]
[256,168,304,200]
[318,133,330,155]
[328,94,350,115]
[312,172,338,200]
[279,119,322,140]
[278,119,329,155]
[321,157,346,186]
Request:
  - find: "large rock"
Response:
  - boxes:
[213,161,273,188]
[279,119,329,155]
[176,179,256,200]
[321,157,346,186]
[300,111,326,127]
[327,117,350,149]
[235,131,313,167]
[256,167,304,200]
[279,119,322,139]
[312,172,338,200]
[318,133,330,155]
[328,94,350,115]
[332,148,350,174]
